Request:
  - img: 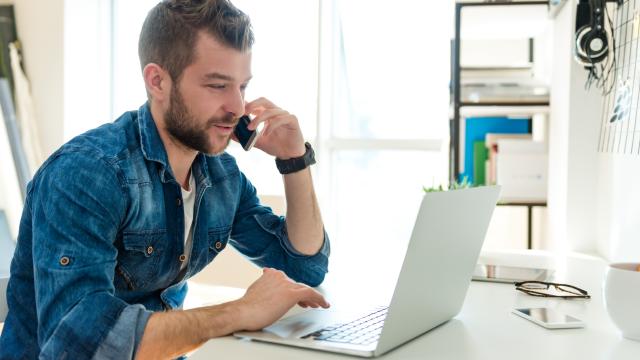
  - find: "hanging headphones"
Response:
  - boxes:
[575,0,609,67]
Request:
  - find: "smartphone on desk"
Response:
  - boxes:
[512,307,585,329]
[234,115,259,151]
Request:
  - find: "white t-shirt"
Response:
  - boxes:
[180,171,196,271]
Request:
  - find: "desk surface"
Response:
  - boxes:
[188,252,640,360]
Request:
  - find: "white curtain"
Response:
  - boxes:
[10,42,44,174]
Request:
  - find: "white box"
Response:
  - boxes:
[496,139,547,202]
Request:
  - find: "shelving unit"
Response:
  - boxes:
[450,0,549,249]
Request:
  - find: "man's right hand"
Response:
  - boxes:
[137,268,329,359]
[232,267,330,332]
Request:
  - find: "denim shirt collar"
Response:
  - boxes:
[138,102,169,169]
[137,102,212,187]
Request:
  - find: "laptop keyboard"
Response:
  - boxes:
[301,306,388,346]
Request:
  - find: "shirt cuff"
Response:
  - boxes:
[281,227,330,258]
[92,304,153,359]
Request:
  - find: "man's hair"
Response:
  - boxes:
[138,0,254,82]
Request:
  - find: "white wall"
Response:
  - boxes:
[549,2,640,261]
[548,5,571,252]
[548,2,601,255]
[0,0,64,237]
[64,0,112,141]
[8,0,111,161]
[13,0,65,158]
[596,155,640,260]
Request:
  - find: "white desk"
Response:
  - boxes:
[188,252,640,359]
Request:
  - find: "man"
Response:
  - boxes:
[0,0,330,358]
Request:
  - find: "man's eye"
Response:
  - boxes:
[207,84,226,89]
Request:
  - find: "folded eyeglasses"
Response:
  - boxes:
[514,281,590,299]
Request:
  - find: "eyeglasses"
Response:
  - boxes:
[514,281,591,299]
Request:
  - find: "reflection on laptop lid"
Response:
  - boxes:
[234,186,501,357]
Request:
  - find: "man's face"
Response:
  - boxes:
[164,32,252,155]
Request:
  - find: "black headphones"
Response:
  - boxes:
[575,0,609,66]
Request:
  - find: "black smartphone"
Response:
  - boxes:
[234,115,258,151]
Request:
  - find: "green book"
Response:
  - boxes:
[473,141,488,185]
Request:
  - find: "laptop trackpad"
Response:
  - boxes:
[263,309,360,339]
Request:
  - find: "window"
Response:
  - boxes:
[77,0,453,275]
[320,0,452,274]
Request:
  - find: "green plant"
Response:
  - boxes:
[423,177,473,193]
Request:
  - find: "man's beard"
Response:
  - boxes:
[164,86,235,156]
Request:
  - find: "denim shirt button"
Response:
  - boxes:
[176,197,182,207]
[214,241,223,250]
[146,246,154,255]
[59,256,70,266]
[179,254,186,262]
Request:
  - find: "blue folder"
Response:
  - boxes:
[461,117,531,184]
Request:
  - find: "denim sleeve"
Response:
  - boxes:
[230,172,330,287]
[31,150,149,359]
[92,305,153,359]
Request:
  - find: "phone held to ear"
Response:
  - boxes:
[512,308,585,329]
[234,115,259,151]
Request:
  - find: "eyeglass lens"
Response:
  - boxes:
[519,282,548,290]
[517,282,587,297]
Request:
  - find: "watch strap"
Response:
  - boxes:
[275,142,316,174]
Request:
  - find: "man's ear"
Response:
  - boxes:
[143,63,171,102]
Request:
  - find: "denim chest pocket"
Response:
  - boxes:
[115,230,167,290]
[207,226,231,262]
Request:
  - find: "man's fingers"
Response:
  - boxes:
[255,108,288,119]
[298,301,311,308]
[259,115,297,138]
[245,97,277,114]
[249,108,289,130]
[294,287,330,308]
[258,268,329,308]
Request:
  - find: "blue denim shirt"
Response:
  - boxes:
[0,103,330,359]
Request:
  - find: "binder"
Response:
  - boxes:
[461,116,531,184]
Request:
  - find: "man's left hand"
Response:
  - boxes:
[244,97,306,159]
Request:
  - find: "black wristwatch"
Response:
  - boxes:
[275,142,316,174]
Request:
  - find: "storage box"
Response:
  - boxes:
[495,139,547,202]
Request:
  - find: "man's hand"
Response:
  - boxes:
[244,97,306,159]
[233,267,330,331]
[136,268,329,359]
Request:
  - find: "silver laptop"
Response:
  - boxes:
[234,186,501,357]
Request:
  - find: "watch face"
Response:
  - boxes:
[303,142,316,165]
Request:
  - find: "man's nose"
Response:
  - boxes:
[223,88,245,118]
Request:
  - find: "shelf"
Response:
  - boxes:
[456,0,547,4]
[497,200,547,206]
[461,65,533,71]
[457,104,549,117]
[460,100,549,106]
[461,83,549,105]
[461,65,534,79]
[451,1,550,251]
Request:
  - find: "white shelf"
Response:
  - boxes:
[458,105,550,117]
